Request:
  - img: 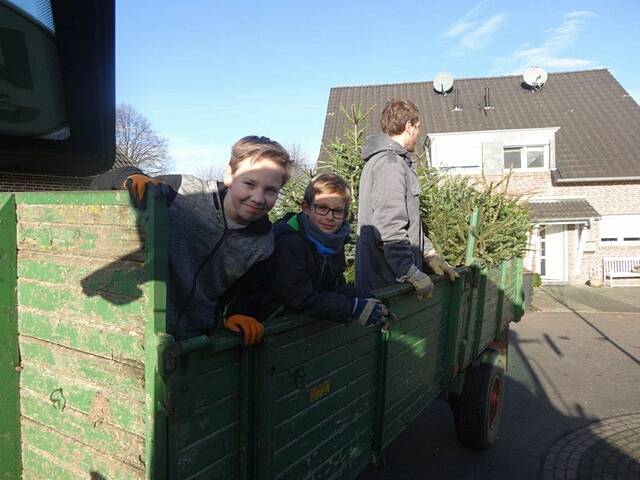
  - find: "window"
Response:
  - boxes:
[599,215,640,244]
[503,145,546,170]
[504,147,521,169]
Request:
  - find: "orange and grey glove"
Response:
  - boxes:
[124,174,176,210]
[224,314,265,346]
[406,269,434,300]
[425,254,459,282]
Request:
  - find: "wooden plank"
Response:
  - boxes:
[385,347,446,409]
[17,222,144,260]
[179,452,240,480]
[0,193,21,480]
[18,308,145,363]
[273,385,374,472]
[18,252,145,301]
[272,322,371,371]
[173,393,239,452]
[271,333,376,400]
[20,389,144,467]
[20,365,145,435]
[273,371,375,448]
[273,352,376,425]
[387,308,448,359]
[19,336,144,402]
[382,382,441,448]
[174,422,240,479]
[18,279,145,329]
[15,191,132,206]
[274,408,374,480]
[21,420,143,479]
[17,203,139,226]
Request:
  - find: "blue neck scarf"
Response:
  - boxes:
[298,213,351,256]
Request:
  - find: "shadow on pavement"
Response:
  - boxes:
[357,326,639,480]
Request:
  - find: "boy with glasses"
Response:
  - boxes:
[228,173,388,328]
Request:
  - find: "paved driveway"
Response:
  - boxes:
[531,285,640,314]
[358,298,640,479]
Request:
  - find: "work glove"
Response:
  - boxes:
[224,314,265,346]
[351,298,389,327]
[425,254,459,282]
[406,269,434,300]
[124,174,176,210]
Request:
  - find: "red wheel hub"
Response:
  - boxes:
[489,377,501,427]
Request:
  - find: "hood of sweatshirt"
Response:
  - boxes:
[360,134,409,163]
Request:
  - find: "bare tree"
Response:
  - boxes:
[287,143,309,167]
[116,103,173,175]
[196,164,226,182]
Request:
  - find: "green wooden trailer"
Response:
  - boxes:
[0,191,525,480]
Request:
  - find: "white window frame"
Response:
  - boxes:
[599,214,640,245]
[502,145,548,171]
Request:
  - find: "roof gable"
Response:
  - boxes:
[319,69,640,181]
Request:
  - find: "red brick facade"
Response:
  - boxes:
[473,171,640,284]
[0,173,93,192]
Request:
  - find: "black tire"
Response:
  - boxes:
[451,351,505,450]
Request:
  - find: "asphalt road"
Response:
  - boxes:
[358,308,640,480]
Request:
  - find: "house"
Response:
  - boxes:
[318,69,640,285]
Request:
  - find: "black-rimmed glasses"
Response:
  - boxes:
[313,203,346,219]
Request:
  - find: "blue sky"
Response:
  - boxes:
[115,0,640,175]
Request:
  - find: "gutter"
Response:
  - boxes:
[555,175,640,184]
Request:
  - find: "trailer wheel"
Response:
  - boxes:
[451,351,504,450]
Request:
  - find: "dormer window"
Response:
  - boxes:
[503,146,546,170]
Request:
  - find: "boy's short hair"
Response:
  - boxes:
[229,136,293,184]
[303,172,352,208]
[380,99,420,136]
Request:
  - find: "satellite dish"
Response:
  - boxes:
[433,72,454,94]
[523,66,548,89]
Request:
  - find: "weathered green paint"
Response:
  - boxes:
[0,194,21,480]
[19,365,145,435]
[19,256,145,297]
[18,308,145,362]
[20,391,144,466]
[15,190,133,206]
[1,191,527,479]
[21,421,143,479]
[465,207,480,265]
[18,280,145,326]
[17,203,138,225]
[142,194,170,480]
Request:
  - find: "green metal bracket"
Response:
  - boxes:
[371,329,390,467]
[0,194,21,480]
[464,207,480,266]
[143,194,169,480]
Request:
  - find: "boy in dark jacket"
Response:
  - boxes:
[91,135,293,343]
[231,173,388,327]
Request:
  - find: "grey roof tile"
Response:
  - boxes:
[527,198,600,222]
[319,70,640,181]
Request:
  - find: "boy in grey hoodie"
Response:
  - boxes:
[356,99,458,297]
[92,136,293,342]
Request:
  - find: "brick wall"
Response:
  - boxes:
[468,171,640,284]
[0,173,93,192]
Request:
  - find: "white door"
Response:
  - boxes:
[540,224,566,282]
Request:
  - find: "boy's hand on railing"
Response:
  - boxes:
[407,269,434,300]
[352,298,389,327]
[425,254,459,282]
[224,315,265,346]
[124,174,176,210]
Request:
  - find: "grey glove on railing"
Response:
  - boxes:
[406,268,434,300]
[425,254,459,282]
